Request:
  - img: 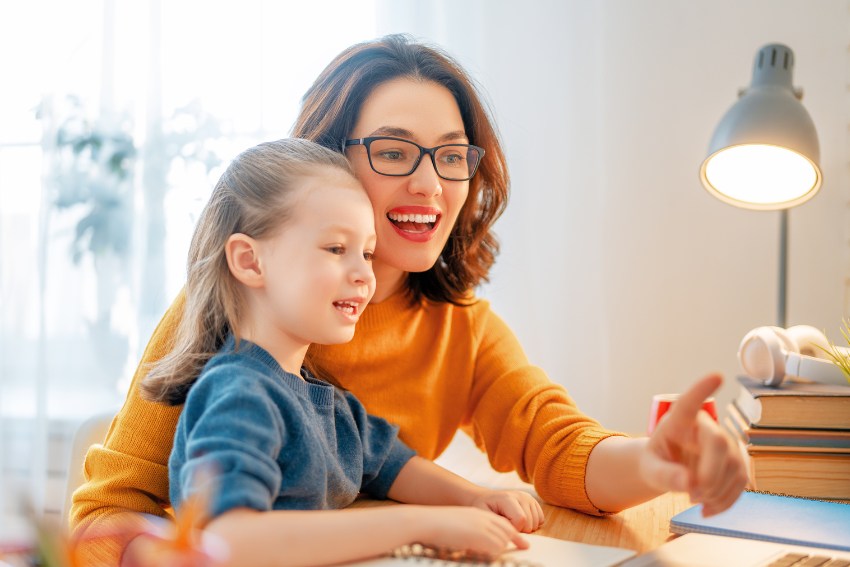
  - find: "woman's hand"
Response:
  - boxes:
[468,489,544,533]
[415,506,530,558]
[639,374,749,516]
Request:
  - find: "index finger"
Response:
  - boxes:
[665,374,722,426]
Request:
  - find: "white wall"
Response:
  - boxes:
[378,0,850,432]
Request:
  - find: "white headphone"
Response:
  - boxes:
[738,325,849,387]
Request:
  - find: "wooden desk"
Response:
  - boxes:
[354,435,693,554]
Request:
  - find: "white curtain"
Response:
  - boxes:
[376,0,850,431]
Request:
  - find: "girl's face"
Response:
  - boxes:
[253,169,376,355]
[345,78,470,299]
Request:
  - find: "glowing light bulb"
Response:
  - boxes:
[702,144,820,209]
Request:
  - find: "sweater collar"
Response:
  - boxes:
[356,286,419,331]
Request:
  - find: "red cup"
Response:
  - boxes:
[647,393,718,435]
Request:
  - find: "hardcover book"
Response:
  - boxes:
[744,450,850,499]
[726,402,850,453]
[723,407,850,499]
[734,376,850,430]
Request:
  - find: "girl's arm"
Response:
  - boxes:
[387,456,543,533]
[123,457,539,567]
[205,505,526,567]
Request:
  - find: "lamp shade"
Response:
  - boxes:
[699,44,822,210]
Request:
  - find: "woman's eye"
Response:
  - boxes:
[440,152,466,166]
[326,245,345,255]
[376,149,405,161]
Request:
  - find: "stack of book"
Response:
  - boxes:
[724,376,850,500]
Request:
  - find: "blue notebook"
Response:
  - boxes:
[670,491,850,552]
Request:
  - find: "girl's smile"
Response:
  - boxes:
[332,296,368,322]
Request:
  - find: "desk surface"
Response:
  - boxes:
[355,435,693,554]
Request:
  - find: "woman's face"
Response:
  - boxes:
[346,78,470,292]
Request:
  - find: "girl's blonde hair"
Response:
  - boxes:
[141,138,353,405]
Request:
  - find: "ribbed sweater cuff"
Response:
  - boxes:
[558,430,627,516]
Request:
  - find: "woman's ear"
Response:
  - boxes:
[225,233,264,288]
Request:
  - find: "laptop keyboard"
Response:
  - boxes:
[767,553,850,567]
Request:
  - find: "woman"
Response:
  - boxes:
[71,34,747,565]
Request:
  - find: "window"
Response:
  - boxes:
[0,0,376,518]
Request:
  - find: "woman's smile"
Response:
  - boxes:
[386,205,441,240]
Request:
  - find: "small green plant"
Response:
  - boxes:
[819,319,850,384]
[41,95,136,264]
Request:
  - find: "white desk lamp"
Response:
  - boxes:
[699,43,822,327]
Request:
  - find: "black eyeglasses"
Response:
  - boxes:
[344,136,485,181]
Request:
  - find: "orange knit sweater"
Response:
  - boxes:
[71,289,621,565]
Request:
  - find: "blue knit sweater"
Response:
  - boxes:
[169,336,416,518]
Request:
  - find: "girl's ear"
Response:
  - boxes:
[225,233,264,288]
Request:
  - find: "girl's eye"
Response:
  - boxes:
[326,245,345,255]
[363,251,374,262]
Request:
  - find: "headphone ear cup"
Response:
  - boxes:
[769,326,799,354]
[738,327,788,386]
[786,325,830,358]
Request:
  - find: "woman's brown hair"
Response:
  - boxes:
[292,34,509,305]
[141,138,353,405]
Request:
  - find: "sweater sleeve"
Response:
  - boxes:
[343,392,416,499]
[172,367,285,518]
[69,290,186,566]
[465,305,625,515]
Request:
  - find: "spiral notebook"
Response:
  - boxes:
[346,533,636,566]
[622,491,850,566]
[669,490,850,552]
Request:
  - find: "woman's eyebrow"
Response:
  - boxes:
[368,126,469,143]
[369,126,413,138]
[438,130,468,143]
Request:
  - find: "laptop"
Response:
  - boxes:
[621,532,850,567]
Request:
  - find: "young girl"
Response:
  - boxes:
[139,138,543,566]
[71,35,746,566]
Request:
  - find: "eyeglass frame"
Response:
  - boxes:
[343,136,485,181]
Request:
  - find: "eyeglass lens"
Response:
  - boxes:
[368,138,481,180]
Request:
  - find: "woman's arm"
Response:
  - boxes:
[585,374,747,515]
[205,505,526,567]
[467,307,746,516]
[465,306,624,514]
[71,292,187,565]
